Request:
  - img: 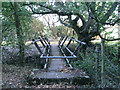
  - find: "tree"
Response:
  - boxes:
[13,2,25,63]
[2,2,32,63]
[24,2,120,44]
[30,18,45,39]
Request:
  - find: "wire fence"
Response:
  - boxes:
[72,39,119,88]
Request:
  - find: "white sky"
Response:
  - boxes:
[36,14,62,27]
[33,14,83,27]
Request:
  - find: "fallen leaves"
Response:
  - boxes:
[2,64,32,88]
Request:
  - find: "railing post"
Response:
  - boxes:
[38,37,45,47]
[73,43,81,55]
[61,36,68,47]
[44,36,50,45]
[32,39,43,55]
[58,36,64,46]
[41,36,48,46]
[101,38,105,88]
[66,37,73,47]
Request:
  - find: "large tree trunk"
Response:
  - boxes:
[72,18,98,45]
[72,25,91,45]
[14,2,25,63]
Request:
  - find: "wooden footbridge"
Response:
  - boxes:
[28,35,90,85]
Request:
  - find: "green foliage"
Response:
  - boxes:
[68,42,119,87]
[2,2,36,46]
[104,43,118,64]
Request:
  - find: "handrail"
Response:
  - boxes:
[68,37,86,45]
[32,35,86,70]
[32,35,51,69]
[58,35,86,69]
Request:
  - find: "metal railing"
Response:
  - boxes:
[32,35,86,70]
[32,35,119,87]
[58,35,86,69]
[32,35,50,69]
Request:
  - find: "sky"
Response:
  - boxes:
[33,14,62,27]
[32,14,83,28]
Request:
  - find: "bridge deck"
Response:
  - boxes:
[48,44,66,71]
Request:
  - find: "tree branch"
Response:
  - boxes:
[96,23,120,41]
[100,2,118,23]
[9,0,14,10]
[86,2,119,26]
[102,19,120,26]
[58,15,72,28]
[90,16,120,26]
[24,3,86,25]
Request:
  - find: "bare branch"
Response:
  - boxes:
[9,0,14,10]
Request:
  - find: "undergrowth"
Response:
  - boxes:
[66,42,119,88]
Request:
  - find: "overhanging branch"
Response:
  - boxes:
[24,3,86,25]
[86,2,119,26]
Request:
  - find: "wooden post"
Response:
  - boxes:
[101,38,105,88]
[95,45,99,86]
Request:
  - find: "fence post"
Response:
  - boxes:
[95,45,99,87]
[101,38,105,88]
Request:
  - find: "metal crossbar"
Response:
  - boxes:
[32,35,86,69]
